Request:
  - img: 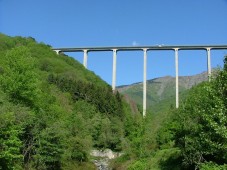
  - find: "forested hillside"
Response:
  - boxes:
[0,34,141,169]
[113,57,227,169]
[0,33,226,170]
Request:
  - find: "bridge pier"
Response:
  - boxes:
[174,48,179,108]
[83,50,88,68]
[143,49,148,117]
[206,48,211,81]
[54,50,61,54]
[112,49,117,91]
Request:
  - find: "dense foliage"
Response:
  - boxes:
[144,57,227,170]
[169,58,227,169]
[112,57,227,170]
[0,34,137,169]
[1,33,226,170]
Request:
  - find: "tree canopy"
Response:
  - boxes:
[0,33,136,169]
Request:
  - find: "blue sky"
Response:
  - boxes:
[1,0,227,85]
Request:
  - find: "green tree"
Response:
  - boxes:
[170,63,227,168]
[0,111,23,170]
[0,46,40,107]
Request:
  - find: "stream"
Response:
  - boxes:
[93,158,110,170]
[90,149,122,170]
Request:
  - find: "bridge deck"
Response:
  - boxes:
[53,45,227,52]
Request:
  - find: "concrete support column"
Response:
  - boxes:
[112,49,117,91]
[143,49,148,117]
[54,50,61,55]
[83,50,88,68]
[207,48,211,81]
[175,48,179,108]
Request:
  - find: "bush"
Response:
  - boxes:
[200,162,227,170]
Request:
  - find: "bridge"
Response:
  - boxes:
[53,45,227,116]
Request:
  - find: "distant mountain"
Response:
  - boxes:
[117,72,209,112]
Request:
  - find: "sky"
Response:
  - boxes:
[1,0,227,86]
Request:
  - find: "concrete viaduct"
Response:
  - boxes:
[53,45,227,117]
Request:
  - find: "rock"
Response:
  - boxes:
[90,149,119,159]
[90,149,123,170]
[92,158,110,170]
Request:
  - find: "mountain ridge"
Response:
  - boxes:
[118,71,208,89]
[117,71,209,109]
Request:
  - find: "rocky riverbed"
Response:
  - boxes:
[90,149,122,170]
